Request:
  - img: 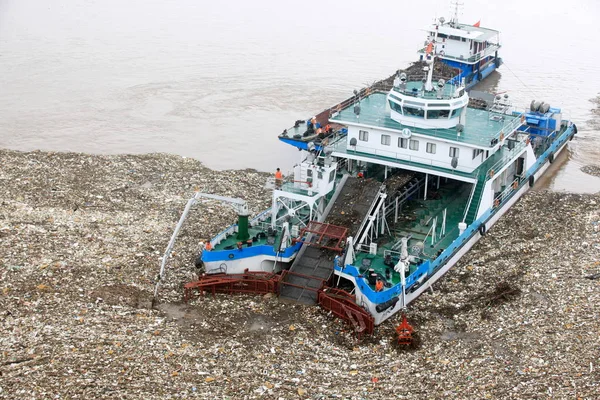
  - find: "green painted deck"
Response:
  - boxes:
[330,92,519,147]
[353,179,472,288]
[212,225,276,250]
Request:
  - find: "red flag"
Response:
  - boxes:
[473,20,481,27]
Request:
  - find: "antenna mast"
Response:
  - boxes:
[450,0,463,26]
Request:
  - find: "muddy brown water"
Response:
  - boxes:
[1,0,599,192]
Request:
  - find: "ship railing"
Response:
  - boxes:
[266,176,320,197]
[418,43,500,63]
[392,73,456,85]
[329,82,393,118]
[493,177,522,206]
[462,180,478,223]
[482,140,527,180]
[346,144,475,176]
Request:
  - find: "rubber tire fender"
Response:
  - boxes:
[529,175,535,187]
[549,153,554,163]
[573,124,578,134]
[478,224,486,236]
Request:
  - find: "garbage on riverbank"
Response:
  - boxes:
[1,150,599,399]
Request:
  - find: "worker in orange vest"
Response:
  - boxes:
[275,168,283,188]
[375,278,384,292]
[205,241,212,251]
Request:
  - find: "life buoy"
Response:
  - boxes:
[549,153,554,164]
[500,132,504,141]
[526,137,531,145]
[529,175,535,187]
[489,169,495,178]
[479,224,486,236]
[512,181,518,189]
[494,198,500,208]
[520,114,525,123]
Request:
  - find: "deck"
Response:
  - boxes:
[329,92,520,148]
[352,178,471,289]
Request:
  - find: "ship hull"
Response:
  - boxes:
[335,123,574,325]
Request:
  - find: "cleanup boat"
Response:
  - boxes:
[169,15,575,331]
[418,13,502,90]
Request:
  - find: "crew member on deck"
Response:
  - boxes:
[375,278,384,292]
[275,168,283,188]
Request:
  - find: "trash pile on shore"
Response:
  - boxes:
[1,149,599,399]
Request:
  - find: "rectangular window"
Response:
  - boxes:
[449,147,459,158]
[329,170,335,182]
[472,149,483,159]
[426,109,451,119]
[381,134,391,146]
[398,137,408,149]
[426,143,436,154]
[359,130,369,141]
[404,106,425,118]
[409,139,419,151]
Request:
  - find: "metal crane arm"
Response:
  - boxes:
[193,192,249,216]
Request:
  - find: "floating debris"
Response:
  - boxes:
[0,150,599,399]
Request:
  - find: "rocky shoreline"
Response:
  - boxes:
[1,149,599,399]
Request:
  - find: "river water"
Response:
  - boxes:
[1,0,599,192]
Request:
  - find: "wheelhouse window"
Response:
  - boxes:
[472,149,483,159]
[427,109,451,119]
[449,147,459,158]
[359,130,369,141]
[409,139,419,151]
[426,142,436,154]
[381,134,391,146]
[329,170,335,182]
[451,107,464,118]
[398,137,408,149]
[389,100,402,114]
[404,106,425,118]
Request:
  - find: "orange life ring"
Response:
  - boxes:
[520,114,525,123]
[526,137,531,145]
[512,181,518,189]
[494,198,500,208]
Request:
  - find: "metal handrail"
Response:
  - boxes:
[418,43,500,63]
[462,180,478,223]
[483,140,526,179]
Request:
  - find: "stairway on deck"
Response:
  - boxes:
[279,246,335,304]
[464,177,486,225]
[279,177,382,305]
